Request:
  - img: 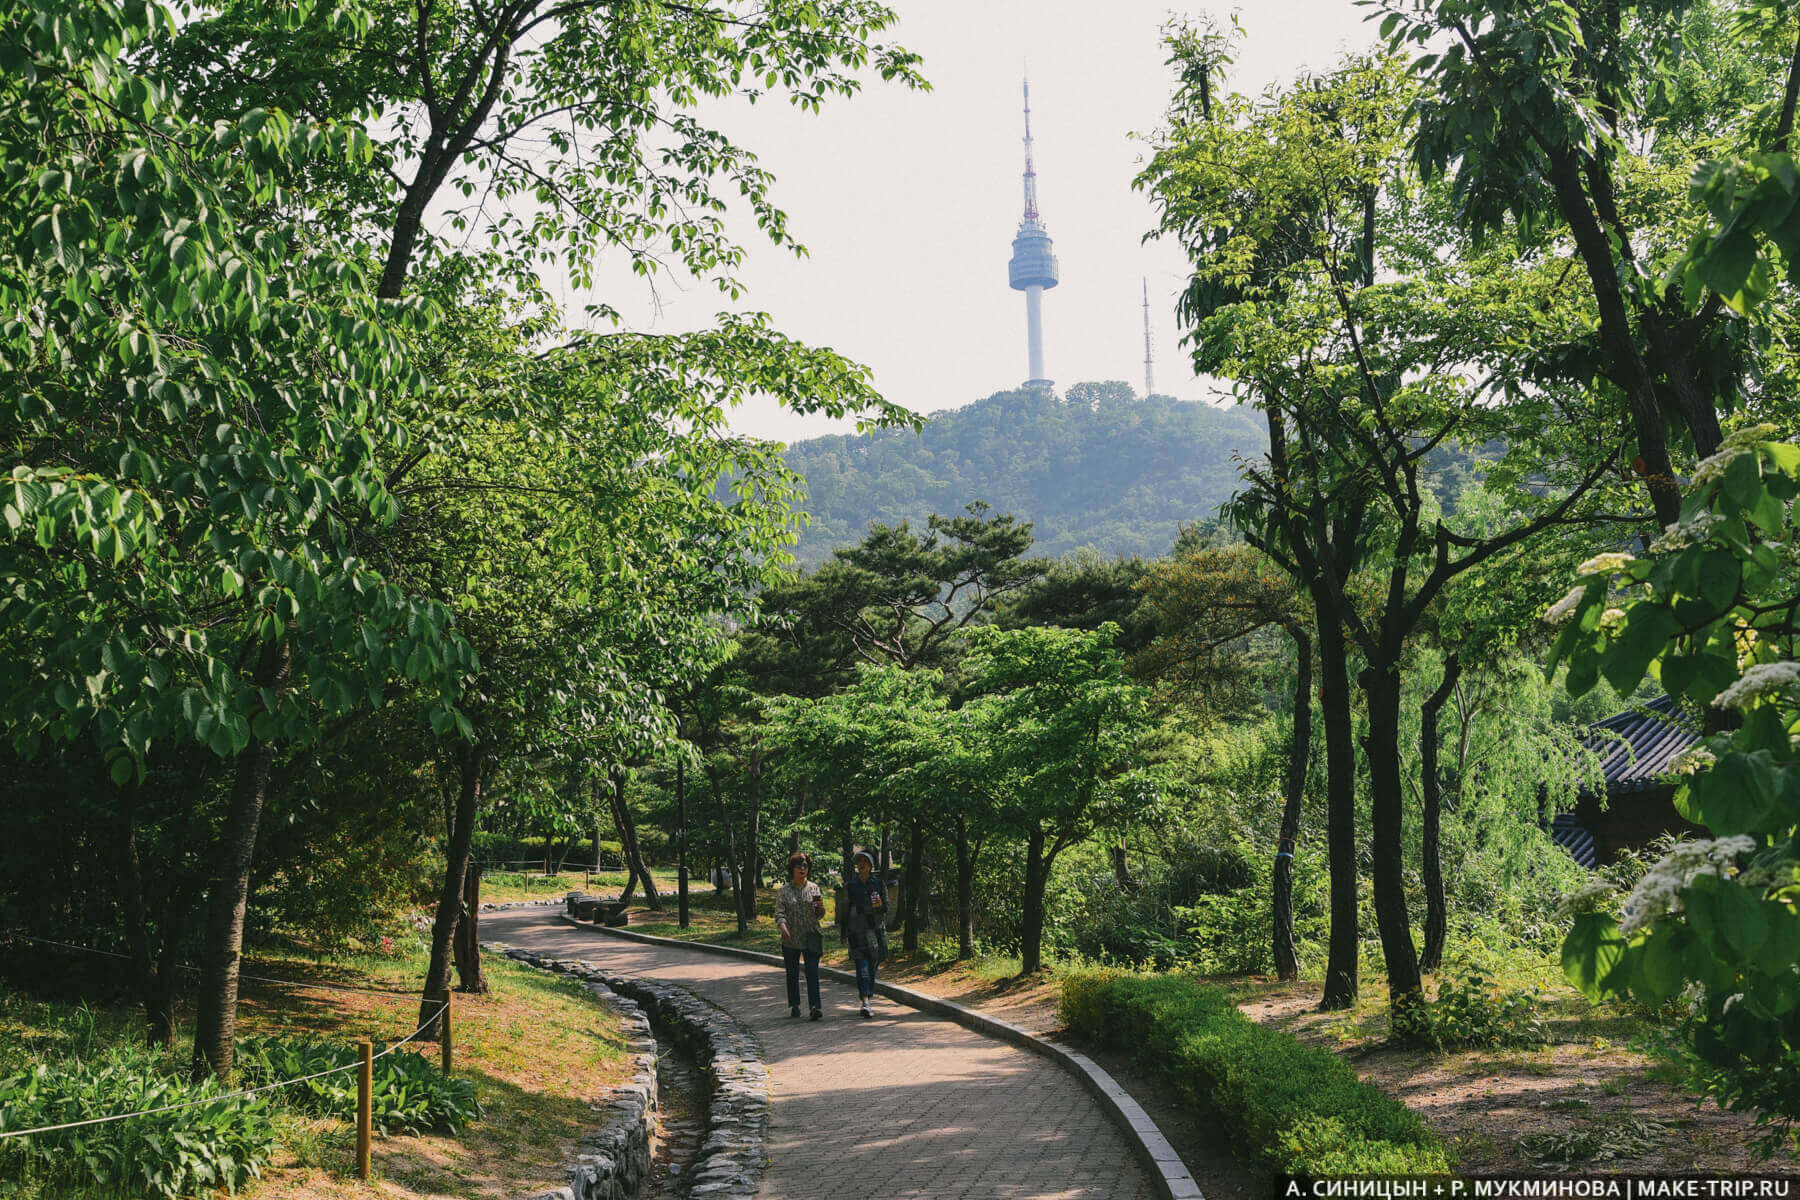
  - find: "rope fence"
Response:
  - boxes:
[0,930,459,1180]
[0,1000,446,1143]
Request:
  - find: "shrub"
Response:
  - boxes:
[1046,832,1323,972]
[238,1035,482,1135]
[1060,970,1450,1174]
[1391,966,1549,1052]
[0,1048,277,1200]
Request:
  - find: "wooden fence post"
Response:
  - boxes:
[440,991,453,1075]
[355,1037,373,1179]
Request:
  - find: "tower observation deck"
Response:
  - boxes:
[1008,79,1058,389]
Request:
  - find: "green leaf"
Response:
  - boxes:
[1722,450,1763,514]
[1739,704,1789,755]
[1660,653,1736,707]
[1564,912,1632,1001]
[1694,548,1740,613]
[1601,603,1679,693]
[1713,879,1770,960]
[1631,928,1687,1007]
[1696,230,1759,302]
[1689,751,1778,835]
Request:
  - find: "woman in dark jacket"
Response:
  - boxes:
[841,850,887,1018]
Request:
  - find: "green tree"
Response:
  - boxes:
[1134,540,1313,980]
[0,1,474,1080]
[959,625,1157,976]
[1550,426,1800,1146]
[1143,51,1619,1013]
[167,0,926,303]
[1372,0,1800,524]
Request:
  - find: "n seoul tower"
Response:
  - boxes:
[1008,79,1059,390]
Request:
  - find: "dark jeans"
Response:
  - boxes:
[783,945,821,1010]
[853,955,877,998]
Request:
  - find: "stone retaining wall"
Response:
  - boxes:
[500,946,769,1200]
[479,896,567,913]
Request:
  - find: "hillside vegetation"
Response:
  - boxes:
[783,381,1265,563]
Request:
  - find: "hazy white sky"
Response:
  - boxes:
[567,1,1378,443]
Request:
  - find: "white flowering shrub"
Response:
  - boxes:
[1545,428,1800,1139]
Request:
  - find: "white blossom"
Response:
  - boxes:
[1544,586,1587,625]
[1680,980,1707,1017]
[1712,661,1800,710]
[1618,836,1757,935]
[1722,992,1745,1015]
[1599,607,1627,633]
[1693,447,1753,487]
[1554,879,1618,921]
[1577,551,1638,577]
[1721,423,1781,452]
[1668,746,1716,776]
[1649,511,1726,554]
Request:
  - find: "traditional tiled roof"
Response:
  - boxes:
[1580,694,1699,795]
[1551,812,1597,868]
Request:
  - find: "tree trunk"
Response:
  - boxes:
[1316,607,1359,1011]
[878,824,891,879]
[708,766,746,934]
[140,775,203,1049]
[789,783,806,855]
[118,786,176,1047]
[1361,662,1423,1009]
[1111,837,1135,890]
[1274,629,1313,982]
[611,769,662,911]
[190,639,291,1082]
[419,742,484,1039]
[677,755,690,930]
[1773,21,1800,153]
[1546,150,1682,526]
[1418,656,1461,974]
[1019,825,1049,976]
[902,820,926,954]
[743,757,763,906]
[453,862,487,993]
[954,814,976,960]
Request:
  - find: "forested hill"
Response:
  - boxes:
[782,381,1266,564]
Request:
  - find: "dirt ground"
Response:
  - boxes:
[1241,980,1782,1175]
[873,958,1791,1185]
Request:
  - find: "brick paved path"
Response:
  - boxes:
[484,909,1152,1200]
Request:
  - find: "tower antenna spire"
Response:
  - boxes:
[1142,278,1155,398]
[1008,78,1059,389]
[1022,77,1039,221]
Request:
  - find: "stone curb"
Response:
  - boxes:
[480,897,567,912]
[485,943,658,1200]
[497,941,769,1200]
[553,914,1203,1200]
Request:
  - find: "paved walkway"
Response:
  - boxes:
[484,909,1152,1200]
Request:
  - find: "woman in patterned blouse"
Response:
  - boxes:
[776,851,826,1020]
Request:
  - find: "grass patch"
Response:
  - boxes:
[0,939,629,1200]
[475,868,679,904]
